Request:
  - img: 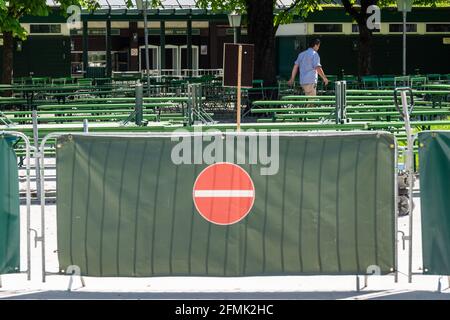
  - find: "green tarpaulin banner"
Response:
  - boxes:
[419,131,450,275]
[56,132,396,277]
[0,135,20,275]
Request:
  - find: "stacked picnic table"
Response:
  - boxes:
[249,87,450,147]
[0,81,210,156]
[1,79,450,159]
[0,83,136,110]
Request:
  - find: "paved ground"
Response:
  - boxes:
[1,159,449,300]
[2,290,450,300]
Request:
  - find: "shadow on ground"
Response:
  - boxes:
[2,290,450,300]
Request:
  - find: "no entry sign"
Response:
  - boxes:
[193,163,255,225]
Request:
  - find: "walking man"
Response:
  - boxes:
[287,38,329,96]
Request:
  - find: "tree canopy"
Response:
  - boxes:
[0,1,105,39]
[196,0,447,77]
[0,0,448,84]
[196,0,328,28]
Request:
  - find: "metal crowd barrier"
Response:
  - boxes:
[4,86,447,290]
[37,131,399,291]
[0,131,31,284]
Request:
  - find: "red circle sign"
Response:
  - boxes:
[193,162,255,225]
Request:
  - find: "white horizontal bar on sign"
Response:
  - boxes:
[194,190,254,198]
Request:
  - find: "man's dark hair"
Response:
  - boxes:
[309,38,321,48]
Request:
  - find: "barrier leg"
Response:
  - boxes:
[437,276,443,293]
[67,265,85,291]
[438,276,450,293]
[67,274,85,291]
[363,275,368,290]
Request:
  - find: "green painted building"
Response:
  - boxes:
[0,5,449,79]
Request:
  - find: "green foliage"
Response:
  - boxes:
[126,0,164,9]
[196,0,245,13]
[344,0,449,10]
[340,0,449,7]
[196,0,448,28]
[148,0,163,8]
[340,0,447,22]
[411,0,450,6]
[274,0,332,26]
[196,0,329,26]
[0,1,129,39]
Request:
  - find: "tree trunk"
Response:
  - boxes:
[358,22,373,76]
[2,31,14,86]
[245,0,277,86]
[342,0,376,76]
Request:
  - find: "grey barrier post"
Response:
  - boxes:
[192,84,198,125]
[32,110,41,202]
[187,84,194,126]
[194,83,200,122]
[187,83,213,125]
[83,119,89,133]
[335,81,341,124]
[335,81,347,124]
[394,139,399,283]
[135,82,144,126]
[341,81,347,123]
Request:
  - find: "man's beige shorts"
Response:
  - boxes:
[301,83,317,96]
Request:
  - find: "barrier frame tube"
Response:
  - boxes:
[40,130,399,282]
[394,136,399,283]
[401,90,415,284]
[395,88,415,283]
[39,132,63,282]
[0,131,32,280]
[409,134,418,280]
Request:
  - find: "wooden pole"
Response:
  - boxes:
[237,45,242,131]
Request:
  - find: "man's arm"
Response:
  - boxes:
[287,64,299,86]
[316,66,329,86]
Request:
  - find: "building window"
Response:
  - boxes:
[426,24,450,32]
[88,52,106,67]
[389,24,417,33]
[225,28,248,35]
[313,24,343,33]
[352,24,380,33]
[30,24,61,34]
[71,52,83,75]
[114,51,129,72]
[70,28,121,36]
